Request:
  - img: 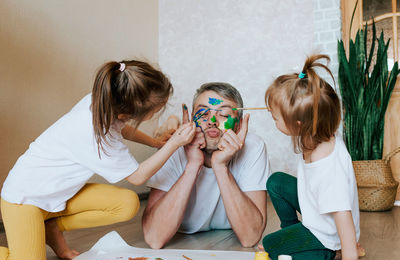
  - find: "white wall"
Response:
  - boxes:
[159,0,341,174]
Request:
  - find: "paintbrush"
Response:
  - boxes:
[232,107,270,111]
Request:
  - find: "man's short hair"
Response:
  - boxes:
[192,82,244,118]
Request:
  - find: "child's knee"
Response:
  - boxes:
[266,171,287,192]
[262,234,279,258]
[116,189,140,222]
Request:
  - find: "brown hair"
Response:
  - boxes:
[92,60,173,155]
[265,54,341,153]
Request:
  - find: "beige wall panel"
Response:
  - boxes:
[0,0,159,193]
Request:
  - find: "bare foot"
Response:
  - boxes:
[45,219,80,259]
[357,242,366,257]
[334,243,366,260]
[334,250,342,260]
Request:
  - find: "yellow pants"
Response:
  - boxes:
[0,183,139,260]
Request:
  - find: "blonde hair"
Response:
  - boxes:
[265,54,341,153]
[92,60,173,156]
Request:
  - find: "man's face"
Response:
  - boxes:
[192,91,240,151]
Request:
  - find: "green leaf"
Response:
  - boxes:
[337,19,400,160]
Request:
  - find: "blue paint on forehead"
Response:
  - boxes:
[209,98,223,105]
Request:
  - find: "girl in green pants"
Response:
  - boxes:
[262,54,360,260]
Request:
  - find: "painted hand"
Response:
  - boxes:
[211,114,249,167]
[181,103,205,166]
[182,103,190,124]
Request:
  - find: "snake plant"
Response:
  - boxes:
[337,22,399,160]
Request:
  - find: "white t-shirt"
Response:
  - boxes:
[146,133,270,234]
[1,94,139,212]
[297,134,360,250]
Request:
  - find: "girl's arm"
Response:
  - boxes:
[125,122,195,186]
[333,211,358,260]
[121,125,175,149]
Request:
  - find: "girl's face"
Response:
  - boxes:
[270,107,291,136]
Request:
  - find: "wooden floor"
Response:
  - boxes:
[0,197,399,259]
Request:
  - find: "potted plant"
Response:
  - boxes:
[337,20,400,211]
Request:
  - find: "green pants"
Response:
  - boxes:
[263,172,336,260]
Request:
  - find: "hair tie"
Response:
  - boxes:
[119,63,126,72]
[298,72,306,79]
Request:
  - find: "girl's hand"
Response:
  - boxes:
[167,122,196,148]
[211,114,249,168]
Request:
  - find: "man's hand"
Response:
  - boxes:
[185,127,205,167]
[182,104,205,167]
[211,114,250,168]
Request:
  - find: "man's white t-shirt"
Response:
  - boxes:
[146,133,270,234]
[1,94,139,212]
[297,134,360,250]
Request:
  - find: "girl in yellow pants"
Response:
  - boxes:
[0,184,139,259]
[0,60,195,259]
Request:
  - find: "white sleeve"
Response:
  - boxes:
[69,135,139,184]
[317,161,352,214]
[146,148,184,191]
[91,140,139,183]
[235,134,271,192]
[50,111,139,184]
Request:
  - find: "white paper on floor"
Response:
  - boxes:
[74,231,255,260]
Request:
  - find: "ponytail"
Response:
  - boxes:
[299,54,335,136]
[265,54,340,153]
[92,62,119,155]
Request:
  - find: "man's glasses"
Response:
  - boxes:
[193,108,233,125]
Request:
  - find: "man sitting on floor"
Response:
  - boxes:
[142,82,271,249]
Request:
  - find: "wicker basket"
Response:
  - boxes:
[353,147,400,211]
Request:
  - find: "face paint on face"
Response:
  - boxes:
[209,98,223,106]
[193,108,210,127]
[224,115,239,130]
[217,115,239,131]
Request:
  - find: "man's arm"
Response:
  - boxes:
[213,165,267,247]
[211,114,267,247]
[142,161,201,249]
[143,104,206,249]
[122,125,175,148]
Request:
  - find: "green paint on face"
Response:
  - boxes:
[224,115,239,130]
[209,97,223,106]
[232,108,238,111]
[211,115,216,122]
